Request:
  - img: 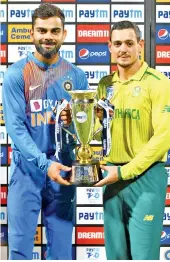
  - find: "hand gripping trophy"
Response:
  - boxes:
[68,90,114,186]
[53,90,114,186]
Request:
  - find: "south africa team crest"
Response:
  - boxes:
[63,80,73,91]
[106,86,115,101]
[132,86,141,97]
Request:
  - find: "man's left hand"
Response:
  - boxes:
[94,165,119,187]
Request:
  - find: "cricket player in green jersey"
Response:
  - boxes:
[94,20,170,260]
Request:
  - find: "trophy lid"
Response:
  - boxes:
[69,89,96,100]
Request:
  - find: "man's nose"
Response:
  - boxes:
[44,31,53,39]
[119,43,128,52]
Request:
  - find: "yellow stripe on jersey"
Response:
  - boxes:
[96,62,170,180]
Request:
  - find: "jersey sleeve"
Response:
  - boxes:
[120,79,170,180]
[2,66,52,174]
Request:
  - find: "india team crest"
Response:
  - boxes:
[63,80,73,91]
[106,86,114,101]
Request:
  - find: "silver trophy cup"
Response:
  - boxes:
[69,90,102,186]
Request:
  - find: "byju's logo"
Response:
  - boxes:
[86,248,100,259]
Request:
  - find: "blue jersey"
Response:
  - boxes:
[2,52,88,175]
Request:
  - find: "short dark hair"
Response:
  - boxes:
[111,20,141,42]
[32,3,65,29]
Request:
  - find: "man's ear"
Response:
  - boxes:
[108,40,112,53]
[138,39,144,52]
[30,29,34,40]
[63,29,67,41]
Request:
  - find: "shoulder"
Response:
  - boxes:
[4,57,27,80]
[60,58,86,77]
[145,66,169,82]
[98,73,113,88]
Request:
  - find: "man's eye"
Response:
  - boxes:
[37,29,45,33]
[127,42,133,47]
[114,43,121,47]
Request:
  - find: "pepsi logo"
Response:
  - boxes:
[79,48,89,59]
[158,29,169,40]
[161,231,167,240]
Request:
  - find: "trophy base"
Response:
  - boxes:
[69,160,102,186]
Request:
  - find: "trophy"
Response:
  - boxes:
[68,90,102,186]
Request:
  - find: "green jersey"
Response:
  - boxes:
[96,62,170,180]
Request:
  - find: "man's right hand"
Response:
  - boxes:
[47,162,71,186]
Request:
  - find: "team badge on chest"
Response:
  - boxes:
[132,86,141,97]
[63,80,73,91]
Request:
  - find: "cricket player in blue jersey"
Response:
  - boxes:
[2,3,88,260]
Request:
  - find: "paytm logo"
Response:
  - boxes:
[78,65,109,84]
[77,44,109,64]
[8,4,39,22]
[77,207,104,224]
[59,45,75,63]
[156,25,170,43]
[57,4,75,22]
[77,4,110,22]
[111,5,144,22]
[0,4,6,22]
[0,65,6,84]
[0,126,7,143]
[79,212,103,220]
[32,247,41,260]
[156,5,170,23]
[156,66,170,79]
[86,248,100,259]
[163,207,170,225]
[0,207,7,224]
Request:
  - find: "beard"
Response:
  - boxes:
[34,40,62,59]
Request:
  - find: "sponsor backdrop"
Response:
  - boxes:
[0,0,170,260]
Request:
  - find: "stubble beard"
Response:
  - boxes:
[35,42,62,59]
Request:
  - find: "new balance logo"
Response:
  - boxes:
[162,105,170,113]
[29,85,41,91]
[143,215,154,221]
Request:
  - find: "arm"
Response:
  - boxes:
[2,66,71,185]
[120,79,170,180]
[2,66,51,172]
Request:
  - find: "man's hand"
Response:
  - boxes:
[60,104,72,126]
[94,106,114,121]
[47,162,71,186]
[94,165,119,187]
[94,106,104,121]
